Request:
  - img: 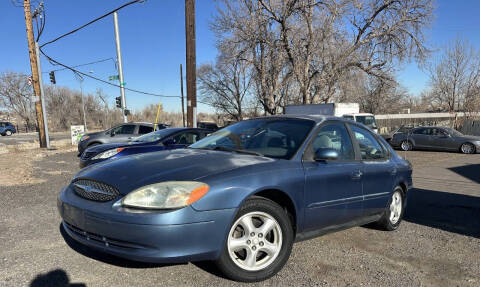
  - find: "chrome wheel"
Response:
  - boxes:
[389,191,402,224]
[461,143,474,154]
[401,140,411,151]
[5,130,12,136]
[227,211,283,271]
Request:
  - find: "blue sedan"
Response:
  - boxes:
[57,115,412,282]
[78,128,212,168]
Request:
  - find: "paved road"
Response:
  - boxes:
[0,132,70,146]
[0,150,479,286]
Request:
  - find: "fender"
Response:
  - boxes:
[191,162,306,232]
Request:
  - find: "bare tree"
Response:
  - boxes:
[44,85,114,131]
[0,71,36,130]
[213,0,291,114]
[424,38,480,112]
[212,0,433,113]
[198,45,253,121]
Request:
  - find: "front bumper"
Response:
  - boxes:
[57,187,237,263]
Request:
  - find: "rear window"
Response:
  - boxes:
[138,125,153,134]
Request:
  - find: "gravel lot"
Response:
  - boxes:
[0,147,479,287]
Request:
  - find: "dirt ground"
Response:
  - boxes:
[0,146,479,287]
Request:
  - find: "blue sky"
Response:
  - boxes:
[1,0,480,113]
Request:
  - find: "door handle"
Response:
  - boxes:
[351,170,363,180]
[390,168,397,175]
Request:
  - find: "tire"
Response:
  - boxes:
[376,186,405,231]
[400,140,412,151]
[215,196,294,282]
[460,143,475,154]
[5,130,12,136]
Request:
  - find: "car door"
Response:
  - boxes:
[109,124,136,143]
[350,125,396,216]
[411,128,430,148]
[429,128,455,150]
[302,122,364,231]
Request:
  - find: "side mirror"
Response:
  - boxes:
[110,130,116,137]
[314,148,339,161]
[163,138,176,146]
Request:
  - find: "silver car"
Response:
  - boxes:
[391,126,480,154]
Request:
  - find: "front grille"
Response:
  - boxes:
[64,222,142,249]
[73,179,119,202]
[81,151,97,159]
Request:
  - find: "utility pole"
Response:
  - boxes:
[35,42,50,148]
[180,64,186,127]
[78,78,88,131]
[23,0,47,147]
[113,11,127,123]
[185,0,197,128]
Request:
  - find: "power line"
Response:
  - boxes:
[43,57,116,73]
[33,4,45,42]
[39,0,144,48]
[39,48,180,99]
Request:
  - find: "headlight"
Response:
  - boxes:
[81,135,90,141]
[91,148,124,160]
[122,181,209,209]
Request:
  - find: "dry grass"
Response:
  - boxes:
[0,140,76,187]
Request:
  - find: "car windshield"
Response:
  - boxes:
[355,116,377,129]
[397,126,413,133]
[134,129,177,143]
[443,127,463,137]
[190,118,315,159]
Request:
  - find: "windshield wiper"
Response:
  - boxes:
[196,146,263,156]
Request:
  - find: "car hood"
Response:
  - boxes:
[74,148,275,194]
[84,131,104,138]
[84,141,152,154]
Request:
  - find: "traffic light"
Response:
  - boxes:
[124,109,130,116]
[49,71,56,84]
[115,97,122,108]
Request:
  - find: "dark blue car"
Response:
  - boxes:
[58,115,412,282]
[79,128,212,168]
[0,122,16,136]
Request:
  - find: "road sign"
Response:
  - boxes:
[71,125,85,145]
[108,75,119,81]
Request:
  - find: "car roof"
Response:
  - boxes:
[413,126,449,129]
[251,114,349,124]
[152,127,211,133]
